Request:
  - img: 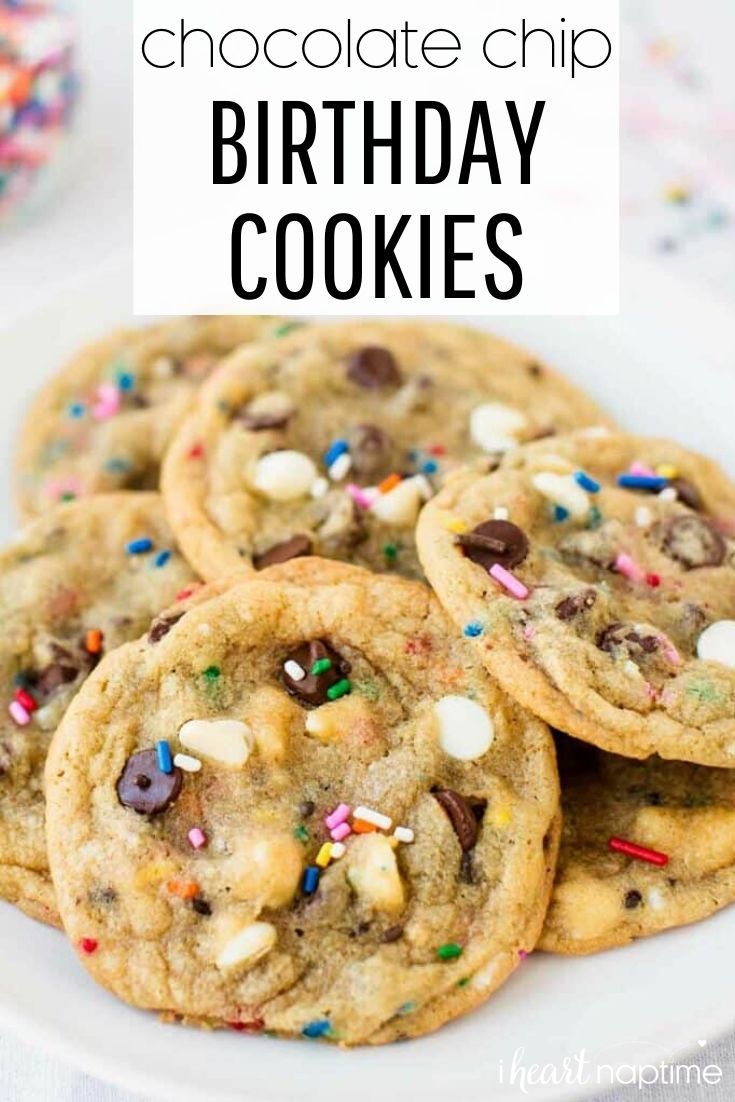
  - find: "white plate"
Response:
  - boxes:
[0,256,734,1102]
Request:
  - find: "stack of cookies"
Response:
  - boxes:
[3,318,734,1045]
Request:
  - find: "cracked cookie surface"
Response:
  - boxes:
[45,561,559,1044]
[161,321,611,581]
[0,493,197,924]
[542,733,735,954]
[417,431,735,766]
[16,316,287,518]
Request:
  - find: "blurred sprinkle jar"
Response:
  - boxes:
[0,0,78,226]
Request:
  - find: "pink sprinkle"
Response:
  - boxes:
[518,949,529,961]
[188,827,207,850]
[330,822,352,842]
[657,635,682,666]
[629,462,657,477]
[523,625,535,641]
[9,700,31,727]
[46,476,83,502]
[615,552,646,584]
[489,563,529,600]
[346,484,375,510]
[325,803,351,830]
[92,383,121,421]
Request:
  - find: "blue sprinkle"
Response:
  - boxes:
[553,505,569,523]
[104,458,132,473]
[574,470,600,493]
[617,474,668,492]
[68,402,86,419]
[116,370,135,391]
[323,439,349,467]
[302,1019,331,1039]
[302,866,320,895]
[397,1002,416,1016]
[154,549,172,568]
[407,448,419,462]
[421,459,439,475]
[463,621,484,638]
[156,740,173,774]
[126,537,154,555]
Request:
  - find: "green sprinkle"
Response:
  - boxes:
[326,678,351,701]
[311,658,332,676]
[60,492,76,502]
[587,505,603,530]
[293,824,310,843]
[203,665,221,682]
[437,942,462,961]
[457,977,470,988]
[383,542,398,561]
[274,322,302,338]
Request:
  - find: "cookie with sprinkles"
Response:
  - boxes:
[417,430,735,766]
[541,732,735,954]
[161,321,612,581]
[0,493,197,925]
[15,316,289,519]
[45,562,559,1044]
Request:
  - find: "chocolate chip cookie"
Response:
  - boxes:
[417,430,735,766]
[45,561,559,1043]
[161,322,611,581]
[542,732,735,954]
[0,494,197,924]
[16,316,290,518]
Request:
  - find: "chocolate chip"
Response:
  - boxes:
[192,897,212,916]
[380,925,404,943]
[346,346,402,389]
[240,410,292,431]
[433,789,486,851]
[670,478,703,512]
[458,520,529,572]
[645,792,662,806]
[658,515,726,570]
[281,640,351,707]
[253,534,312,571]
[597,623,659,657]
[148,612,184,644]
[555,589,597,621]
[298,800,315,818]
[348,423,391,478]
[34,662,79,697]
[624,889,642,910]
[116,749,182,815]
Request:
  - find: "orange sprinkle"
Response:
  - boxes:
[378,473,402,495]
[167,879,199,900]
[85,629,103,655]
[351,819,377,834]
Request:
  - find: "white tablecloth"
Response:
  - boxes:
[1,1,735,1099]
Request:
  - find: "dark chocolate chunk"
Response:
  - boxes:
[555,589,597,621]
[148,611,185,644]
[433,789,486,851]
[34,662,79,697]
[281,640,351,708]
[346,346,402,389]
[240,409,292,432]
[658,515,726,570]
[192,897,212,916]
[380,925,404,943]
[597,623,659,657]
[253,534,312,571]
[624,889,642,910]
[348,423,391,478]
[670,478,703,512]
[298,800,315,818]
[116,749,182,815]
[458,520,529,572]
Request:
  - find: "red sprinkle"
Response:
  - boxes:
[428,444,447,457]
[79,938,98,954]
[176,584,202,602]
[646,573,661,588]
[188,442,205,460]
[228,1019,264,1033]
[14,688,37,713]
[609,836,668,867]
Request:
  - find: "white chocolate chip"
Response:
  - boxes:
[173,753,202,773]
[370,477,424,528]
[531,471,590,518]
[433,695,494,761]
[252,450,318,502]
[697,621,735,669]
[469,402,527,453]
[228,833,304,908]
[346,834,405,915]
[178,718,253,766]
[244,389,294,420]
[216,921,277,971]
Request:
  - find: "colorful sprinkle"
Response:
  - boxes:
[444,517,469,534]
[154,549,172,568]
[311,657,332,676]
[283,659,306,682]
[203,665,221,682]
[383,542,398,561]
[354,806,392,831]
[617,474,668,491]
[489,563,529,600]
[574,470,600,493]
[68,402,85,418]
[323,439,349,467]
[421,459,439,475]
[116,370,135,391]
[187,442,205,460]
[84,628,103,655]
[378,473,402,495]
[330,842,346,859]
[615,552,647,584]
[325,803,351,830]
[345,483,375,509]
[463,621,484,638]
[156,740,173,774]
[330,821,351,842]
[609,836,669,867]
[326,678,351,701]
[167,879,200,900]
[301,1019,330,1038]
[173,753,201,773]
[126,537,154,555]
[293,824,310,843]
[352,818,377,834]
[393,826,414,844]
[553,505,569,522]
[9,700,30,726]
[13,688,37,714]
[188,827,207,850]
[79,938,98,955]
[328,453,352,482]
[437,942,463,961]
[302,866,320,894]
[315,843,333,868]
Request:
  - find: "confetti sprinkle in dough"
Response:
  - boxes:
[45,560,559,1044]
[542,734,735,954]
[417,431,735,766]
[162,321,612,581]
[0,494,197,925]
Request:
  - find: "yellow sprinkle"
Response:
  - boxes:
[444,517,468,535]
[134,859,176,888]
[492,807,512,829]
[657,464,678,479]
[316,843,333,868]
